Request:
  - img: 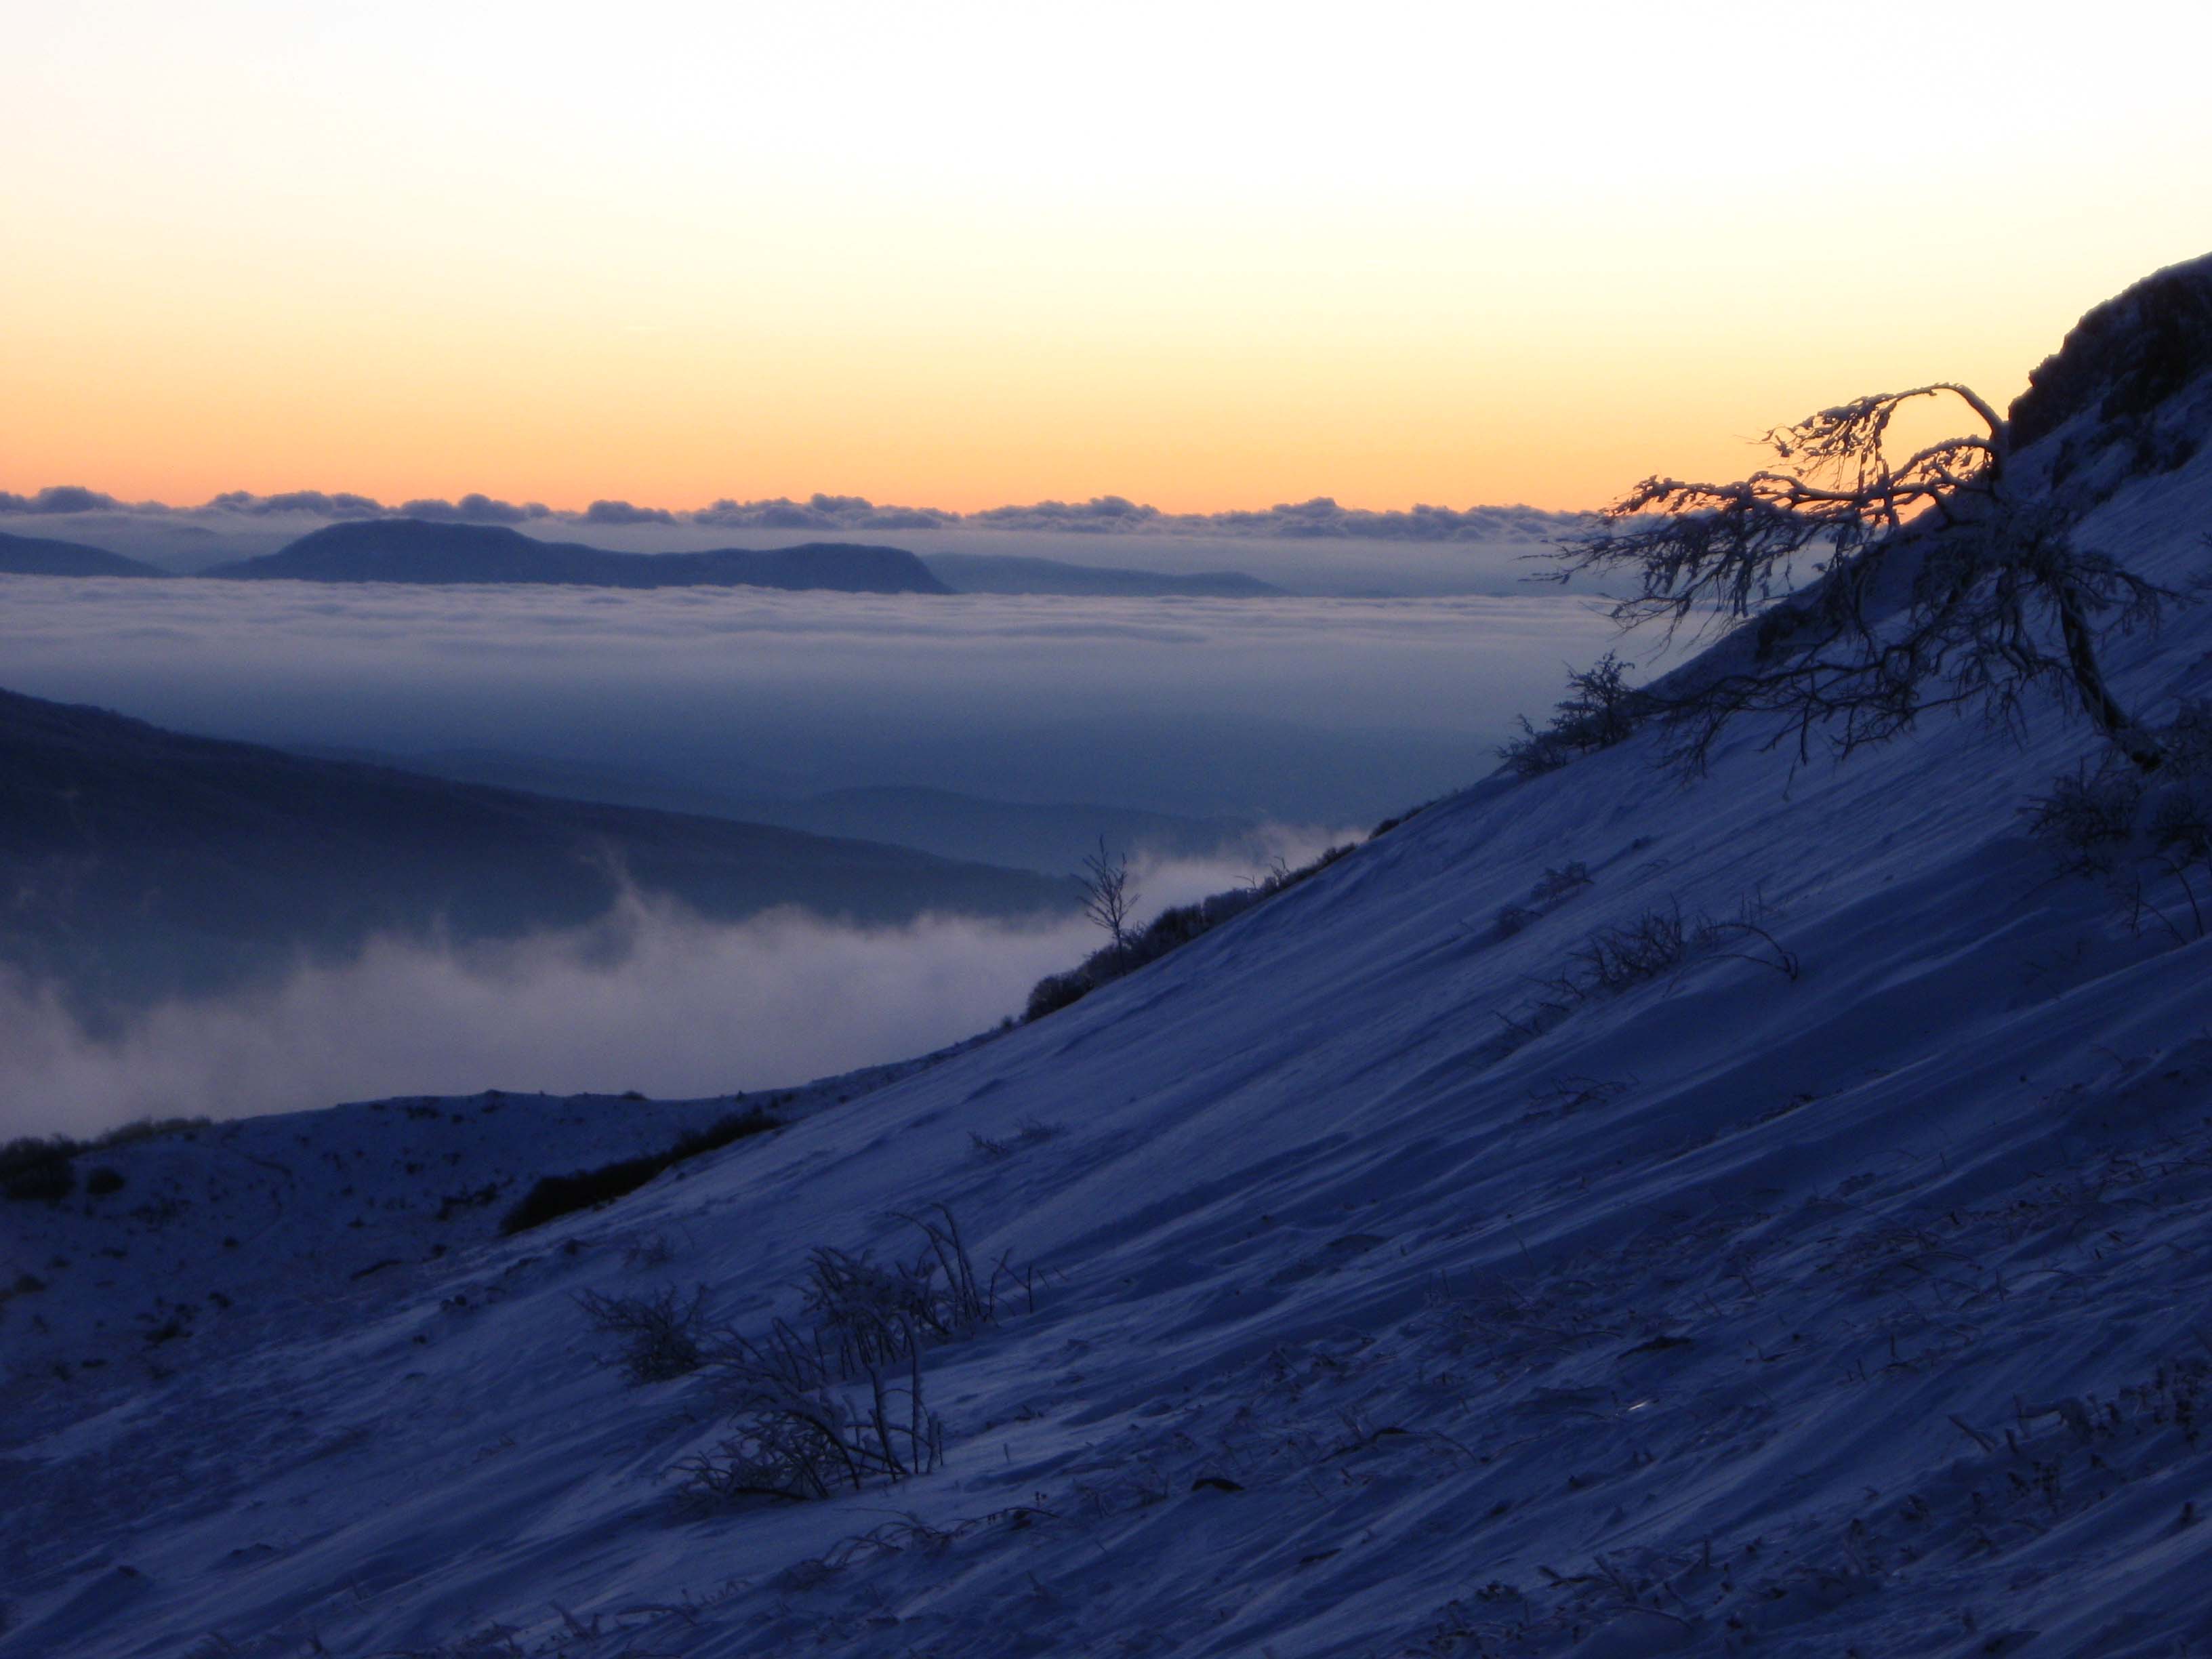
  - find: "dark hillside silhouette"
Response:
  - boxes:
[207,518,950,593]
[0,529,168,578]
[0,687,1073,1012]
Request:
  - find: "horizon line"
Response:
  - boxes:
[1,485,1588,542]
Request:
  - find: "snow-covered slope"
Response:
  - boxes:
[5,266,2212,1657]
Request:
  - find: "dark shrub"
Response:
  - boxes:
[502,1108,779,1234]
[670,1107,779,1161]
[1024,842,1357,1021]
[2024,703,2212,941]
[1498,652,1650,779]
[85,1167,125,1197]
[577,1285,709,1382]
[1,1117,209,1206]
[1530,862,1593,902]
[434,1182,500,1221]
[1025,971,1090,1021]
[2026,762,2144,874]
[504,1153,684,1234]
[2,1149,75,1205]
[1493,905,1538,939]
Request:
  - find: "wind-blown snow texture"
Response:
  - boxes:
[5,268,2212,1656]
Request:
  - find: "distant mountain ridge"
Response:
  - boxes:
[294,745,1263,874]
[206,518,951,593]
[737,785,1262,874]
[0,529,167,578]
[0,687,1072,1012]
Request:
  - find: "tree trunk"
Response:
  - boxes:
[2054,584,2161,771]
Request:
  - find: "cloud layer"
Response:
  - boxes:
[4,483,1577,542]
[0,576,1622,817]
[0,898,1090,1134]
[0,834,1349,1135]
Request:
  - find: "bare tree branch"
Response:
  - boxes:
[1547,383,2174,774]
[1076,837,1138,949]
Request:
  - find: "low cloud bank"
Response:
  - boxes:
[7,486,1610,597]
[0,898,1089,1136]
[1,486,136,515]
[964,495,1576,542]
[1,834,1354,1137]
[5,483,1577,542]
[1121,824,1367,915]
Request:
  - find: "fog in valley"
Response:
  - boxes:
[0,544,1626,1132]
[1,811,1355,1132]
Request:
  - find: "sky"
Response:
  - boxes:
[5,2,2208,516]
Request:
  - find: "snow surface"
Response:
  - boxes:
[5,394,2212,1656]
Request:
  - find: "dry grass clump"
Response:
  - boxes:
[676,1208,1019,1504]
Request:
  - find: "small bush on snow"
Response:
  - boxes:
[2027,701,2212,939]
[577,1284,710,1383]
[1530,861,1593,902]
[1497,652,1650,779]
[1497,893,1799,1052]
[1566,903,1689,991]
[668,1206,1031,1507]
[1492,905,1539,940]
[2025,764,2144,875]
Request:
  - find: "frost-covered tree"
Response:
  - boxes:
[1555,383,2173,772]
[1076,837,1138,949]
[1498,651,1650,778]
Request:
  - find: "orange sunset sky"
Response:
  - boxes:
[5,2,2209,516]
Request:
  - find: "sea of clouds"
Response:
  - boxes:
[0,536,1639,1131]
[1,482,1574,544]
[1,836,1349,1134]
[0,576,1625,817]
[1,486,1596,596]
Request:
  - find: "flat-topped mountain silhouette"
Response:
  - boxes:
[205,517,951,593]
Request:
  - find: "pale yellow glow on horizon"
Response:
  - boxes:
[4,1,2208,514]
